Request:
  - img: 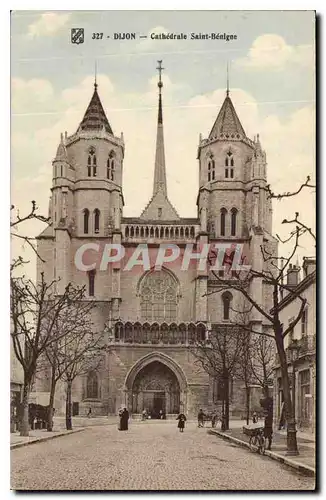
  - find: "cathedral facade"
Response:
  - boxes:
[36,65,277,418]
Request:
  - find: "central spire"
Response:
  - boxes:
[153,60,167,196]
[140,61,179,220]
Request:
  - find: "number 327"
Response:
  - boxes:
[92,33,103,39]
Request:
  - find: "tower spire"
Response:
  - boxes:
[153,60,167,196]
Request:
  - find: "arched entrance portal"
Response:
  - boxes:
[132,361,180,417]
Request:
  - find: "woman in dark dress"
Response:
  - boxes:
[176,413,187,432]
[119,407,129,431]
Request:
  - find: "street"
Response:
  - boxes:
[11,421,315,491]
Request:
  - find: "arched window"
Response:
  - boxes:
[94,209,100,234]
[86,371,98,399]
[107,151,115,181]
[222,292,232,320]
[208,161,211,182]
[231,208,238,236]
[88,269,95,296]
[140,270,177,322]
[220,208,227,236]
[83,209,89,234]
[87,147,97,177]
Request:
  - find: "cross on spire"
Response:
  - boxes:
[226,61,230,97]
[94,60,98,89]
[157,60,164,91]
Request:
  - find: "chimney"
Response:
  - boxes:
[287,263,300,287]
[302,257,316,278]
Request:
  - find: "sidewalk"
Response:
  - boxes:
[10,428,85,449]
[210,425,315,477]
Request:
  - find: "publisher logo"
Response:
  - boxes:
[71,28,84,45]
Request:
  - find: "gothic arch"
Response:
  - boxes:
[124,351,188,392]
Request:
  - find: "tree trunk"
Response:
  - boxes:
[221,395,226,431]
[65,380,73,430]
[20,379,30,437]
[47,367,57,432]
[263,383,269,398]
[276,329,299,455]
[225,374,230,430]
[246,386,250,425]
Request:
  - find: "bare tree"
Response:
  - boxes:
[11,201,49,270]
[236,329,254,425]
[58,326,104,430]
[191,325,243,431]
[10,273,91,436]
[202,176,315,454]
[42,291,97,431]
[206,231,309,454]
[250,335,275,397]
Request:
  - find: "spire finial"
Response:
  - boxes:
[94,60,98,89]
[157,60,164,93]
[156,60,164,125]
[226,61,230,97]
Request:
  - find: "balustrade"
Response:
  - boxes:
[122,224,197,241]
[112,321,206,345]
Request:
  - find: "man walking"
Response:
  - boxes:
[197,409,205,428]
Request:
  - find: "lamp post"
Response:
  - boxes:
[286,340,300,456]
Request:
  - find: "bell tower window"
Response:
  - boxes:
[87,147,97,177]
[225,150,234,179]
[107,151,115,181]
[208,155,215,182]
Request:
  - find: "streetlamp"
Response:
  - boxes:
[286,339,300,456]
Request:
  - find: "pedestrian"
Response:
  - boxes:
[176,412,187,432]
[119,407,129,431]
[141,409,147,421]
[87,407,92,418]
[159,409,164,420]
[197,408,205,428]
[252,411,258,424]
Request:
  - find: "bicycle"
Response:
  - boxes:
[249,427,266,455]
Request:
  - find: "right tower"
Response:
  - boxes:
[197,87,272,239]
[197,84,278,412]
[197,84,277,326]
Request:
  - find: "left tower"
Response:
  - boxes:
[36,81,125,414]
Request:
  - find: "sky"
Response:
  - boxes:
[11,10,316,278]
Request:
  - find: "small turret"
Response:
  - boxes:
[54,133,68,162]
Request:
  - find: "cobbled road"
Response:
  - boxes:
[11,421,315,491]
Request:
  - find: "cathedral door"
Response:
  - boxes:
[132,361,180,416]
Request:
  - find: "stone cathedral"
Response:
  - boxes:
[36,64,277,418]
